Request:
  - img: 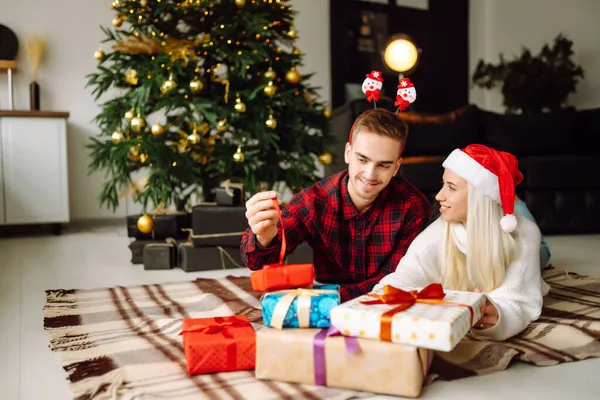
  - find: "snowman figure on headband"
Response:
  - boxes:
[362,70,384,103]
[395,77,417,111]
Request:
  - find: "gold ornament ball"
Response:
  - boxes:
[151,123,165,136]
[137,214,154,234]
[111,129,124,144]
[124,69,139,85]
[324,108,332,118]
[285,68,301,84]
[140,0,148,6]
[266,115,277,129]
[263,82,277,97]
[112,16,123,27]
[124,109,135,121]
[233,147,245,163]
[161,75,177,95]
[94,49,105,61]
[187,131,201,144]
[189,77,203,93]
[235,0,246,7]
[264,68,277,81]
[234,97,247,113]
[287,26,298,38]
[131,116,146,133]
[217,119,229,132]
[318,152,333,166]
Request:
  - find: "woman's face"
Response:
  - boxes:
[435,169,468,224]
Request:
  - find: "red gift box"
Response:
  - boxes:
[180,315,256,375]
[251,198,315,292]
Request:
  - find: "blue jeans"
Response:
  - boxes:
[514,200,551,268]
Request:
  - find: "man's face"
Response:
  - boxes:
[344,131,402,205]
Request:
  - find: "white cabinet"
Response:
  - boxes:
[0,112,70,226]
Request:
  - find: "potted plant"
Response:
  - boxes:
[472,34,584,114]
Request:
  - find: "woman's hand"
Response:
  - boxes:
[474,288,499,329]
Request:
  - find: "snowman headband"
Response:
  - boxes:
[349,70,417,145]
[361,70,417,114]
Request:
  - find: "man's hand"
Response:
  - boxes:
[474,288,499,330]
[245,190,279,248]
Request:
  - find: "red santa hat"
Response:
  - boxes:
[398,78,414,89]
[365,70,383,82]
[442,144,524,233]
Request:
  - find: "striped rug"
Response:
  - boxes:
[44,268,600,399]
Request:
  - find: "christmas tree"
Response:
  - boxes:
[87,0,335,213]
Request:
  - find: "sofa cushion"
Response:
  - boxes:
[520,156,600,190]
[480,109,578,156]
[398,105,482,157]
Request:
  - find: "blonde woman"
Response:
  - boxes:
[375,144,549,341]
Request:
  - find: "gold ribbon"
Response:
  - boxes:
[211,76,230,104]
[222,179,244,198]
[268,288,340,330]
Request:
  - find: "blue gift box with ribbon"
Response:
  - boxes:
[261,284,340,329]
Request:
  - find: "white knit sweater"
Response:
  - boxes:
[374,215,548,341]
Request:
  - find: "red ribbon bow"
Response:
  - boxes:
[365,88,381,103]
[361,283,474,342]
[180,317,251,336]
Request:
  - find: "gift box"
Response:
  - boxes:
[250,263,314,292]
[251,199,315,292]
[128,239,164,264]
[181,315,256,375]
[255,327,432,398]
[143,240,177,270]
[190,205,246,247]
[127,213,190,240]
[261,284,340,329]
[329,283,486,352]
[178,243,244,272]
[153,213,191,239]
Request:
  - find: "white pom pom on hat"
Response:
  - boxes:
[442,144,524,233]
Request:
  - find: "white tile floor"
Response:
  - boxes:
[0,225,599,400]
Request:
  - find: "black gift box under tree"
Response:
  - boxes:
[127,213,190,240]
[178,243,245,272]
[190,205,247,247]
[143,241,178,270]
[129,239,165,264]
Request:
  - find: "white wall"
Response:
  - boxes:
[0,0,330,221]
[470,0,600,112]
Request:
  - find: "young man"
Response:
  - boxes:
[240,109,430,301]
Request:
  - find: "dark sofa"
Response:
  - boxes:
[327,98,600,234]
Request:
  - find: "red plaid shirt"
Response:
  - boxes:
[240,171,430,301]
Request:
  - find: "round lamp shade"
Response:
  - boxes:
[383,36,419,73]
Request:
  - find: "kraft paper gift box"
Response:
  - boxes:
[255,327,432,398]
[180,315,256,375]
[261,284,340,329]
[329,283,486,352]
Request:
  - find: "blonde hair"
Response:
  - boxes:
[441,183,516,292]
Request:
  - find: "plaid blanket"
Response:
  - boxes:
[44,267,600,399]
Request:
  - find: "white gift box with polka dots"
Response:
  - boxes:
[329,289,486,352]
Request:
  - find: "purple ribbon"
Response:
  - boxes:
[313,326,360,386]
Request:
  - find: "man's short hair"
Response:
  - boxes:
[351,109,409,151]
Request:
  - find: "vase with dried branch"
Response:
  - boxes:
[26,35,46,110]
